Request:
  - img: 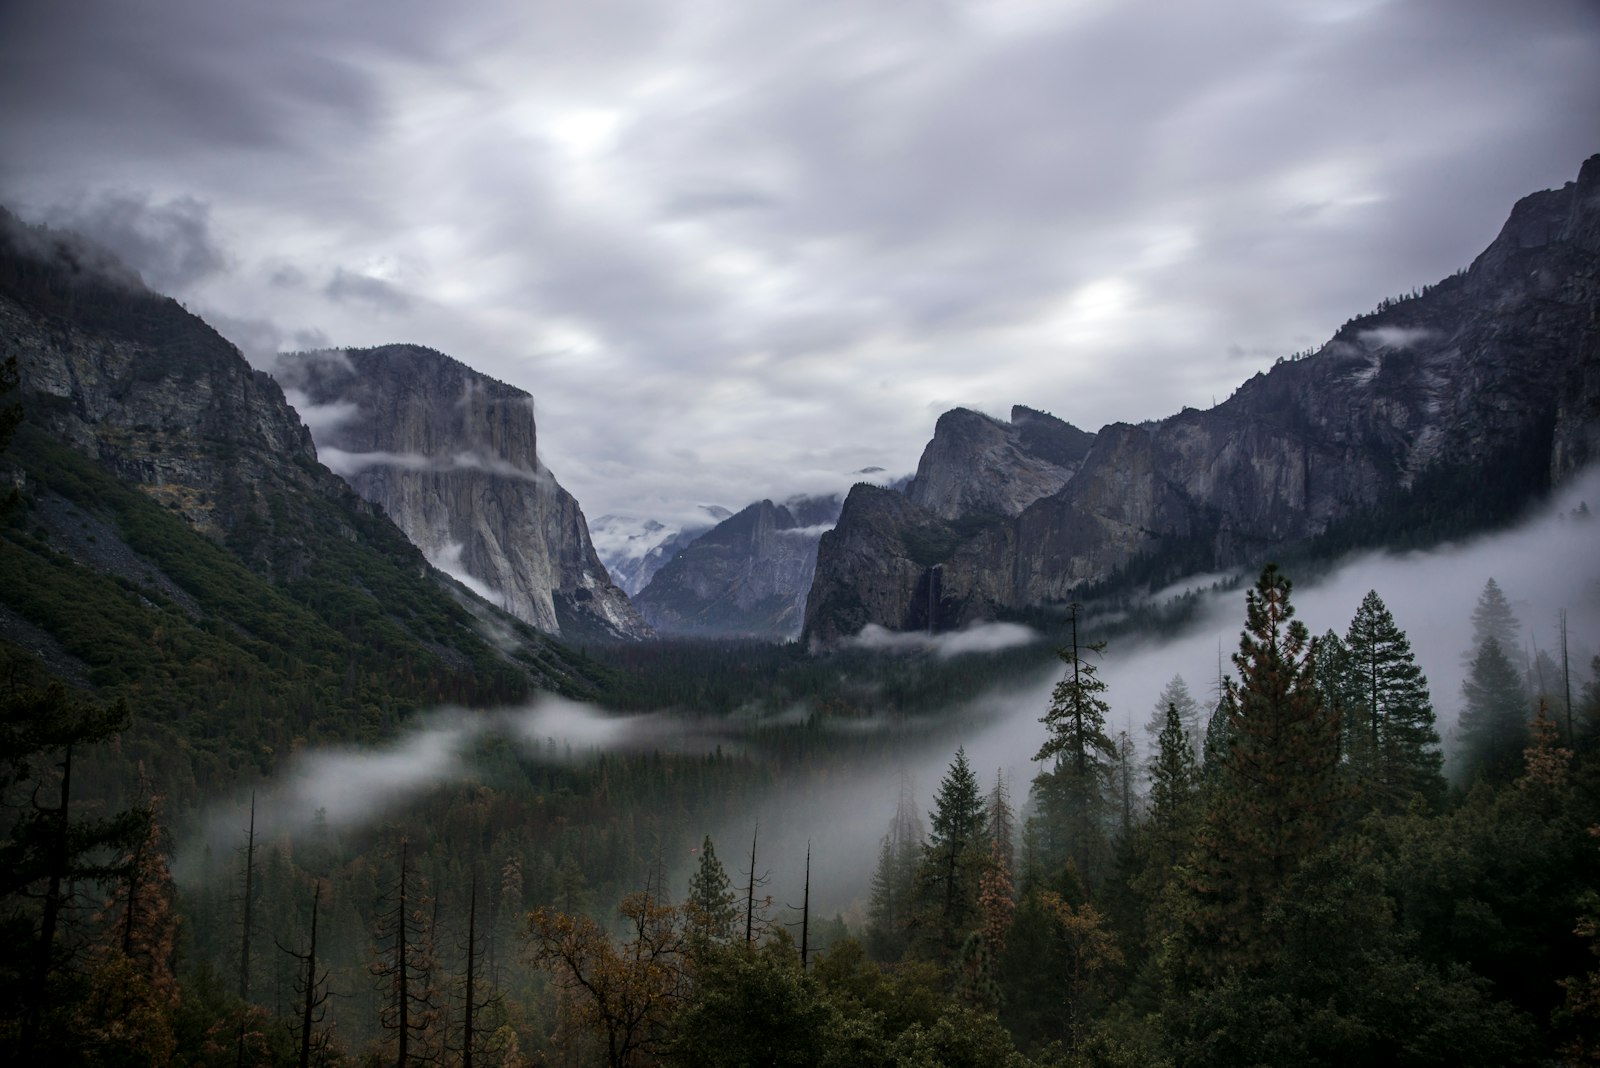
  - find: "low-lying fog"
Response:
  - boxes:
[182,467,1600,926]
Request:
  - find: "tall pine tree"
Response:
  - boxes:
[685,835,738,950]
[1032,605,1115,883]
[1342,590,1445,808]
[1177,564,1342,981]
[915,747,986,967]
[1466,577,1523,670]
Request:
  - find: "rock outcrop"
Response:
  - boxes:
[634,494,842,638]
[906,406,1094,520]
[274,346,651,641]
[804,153,1600,643]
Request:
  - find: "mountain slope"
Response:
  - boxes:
[634,494,842,639]
[804,153,1600,642]
[273,346,651,642]
[0,211,611,796]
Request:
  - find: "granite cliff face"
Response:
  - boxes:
[634,494,842,638]
[273,346,650,641]
[804,154,1600,643]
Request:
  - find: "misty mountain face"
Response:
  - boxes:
[804,154,1600,643]
[0,210,601,707]
[633,494,843,639]
[589,505,732,597]
[1,211,337,561]
[273,346,651,642]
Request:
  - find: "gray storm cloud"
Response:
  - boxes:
[41,191,226,291]
[3,0,1595,526]
[279,389,360,435]
[324,266,411,313]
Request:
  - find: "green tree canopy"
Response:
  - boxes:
[1177,564,1343,982]
[1342,590,1445,808]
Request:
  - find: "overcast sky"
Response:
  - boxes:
[2,0,1597,527]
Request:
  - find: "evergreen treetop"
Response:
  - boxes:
[685,835,738,947]
[1035,612,1114,774]
[928,748,984,852]
[1342,589,1444,807]
[1468,578,1522,667]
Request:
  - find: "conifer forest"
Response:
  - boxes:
[6,438,1600,1068]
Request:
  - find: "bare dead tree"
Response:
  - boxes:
[799,844,811,969]
[371,839,440,1067]
[237,792,257,1068]
[449,866,506,1068]
[1561,609,1574,740]
[783,842,814,968]
[277,881,335,1068]
[741,824,772,947]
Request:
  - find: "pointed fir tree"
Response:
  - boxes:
[685,835,738,950]
[1143,674,1202,759]
[1148,703,1199,834]
[1134,701,1202,912]
[1316,627,1358,761]
[1033,605,1116,882]
[1341,590,1445,808]
[1200,686,1236,786]
[1466,577,1523,670]
[1458,635,1532,785]
[865,781,923,962]
[916,747,987,965]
